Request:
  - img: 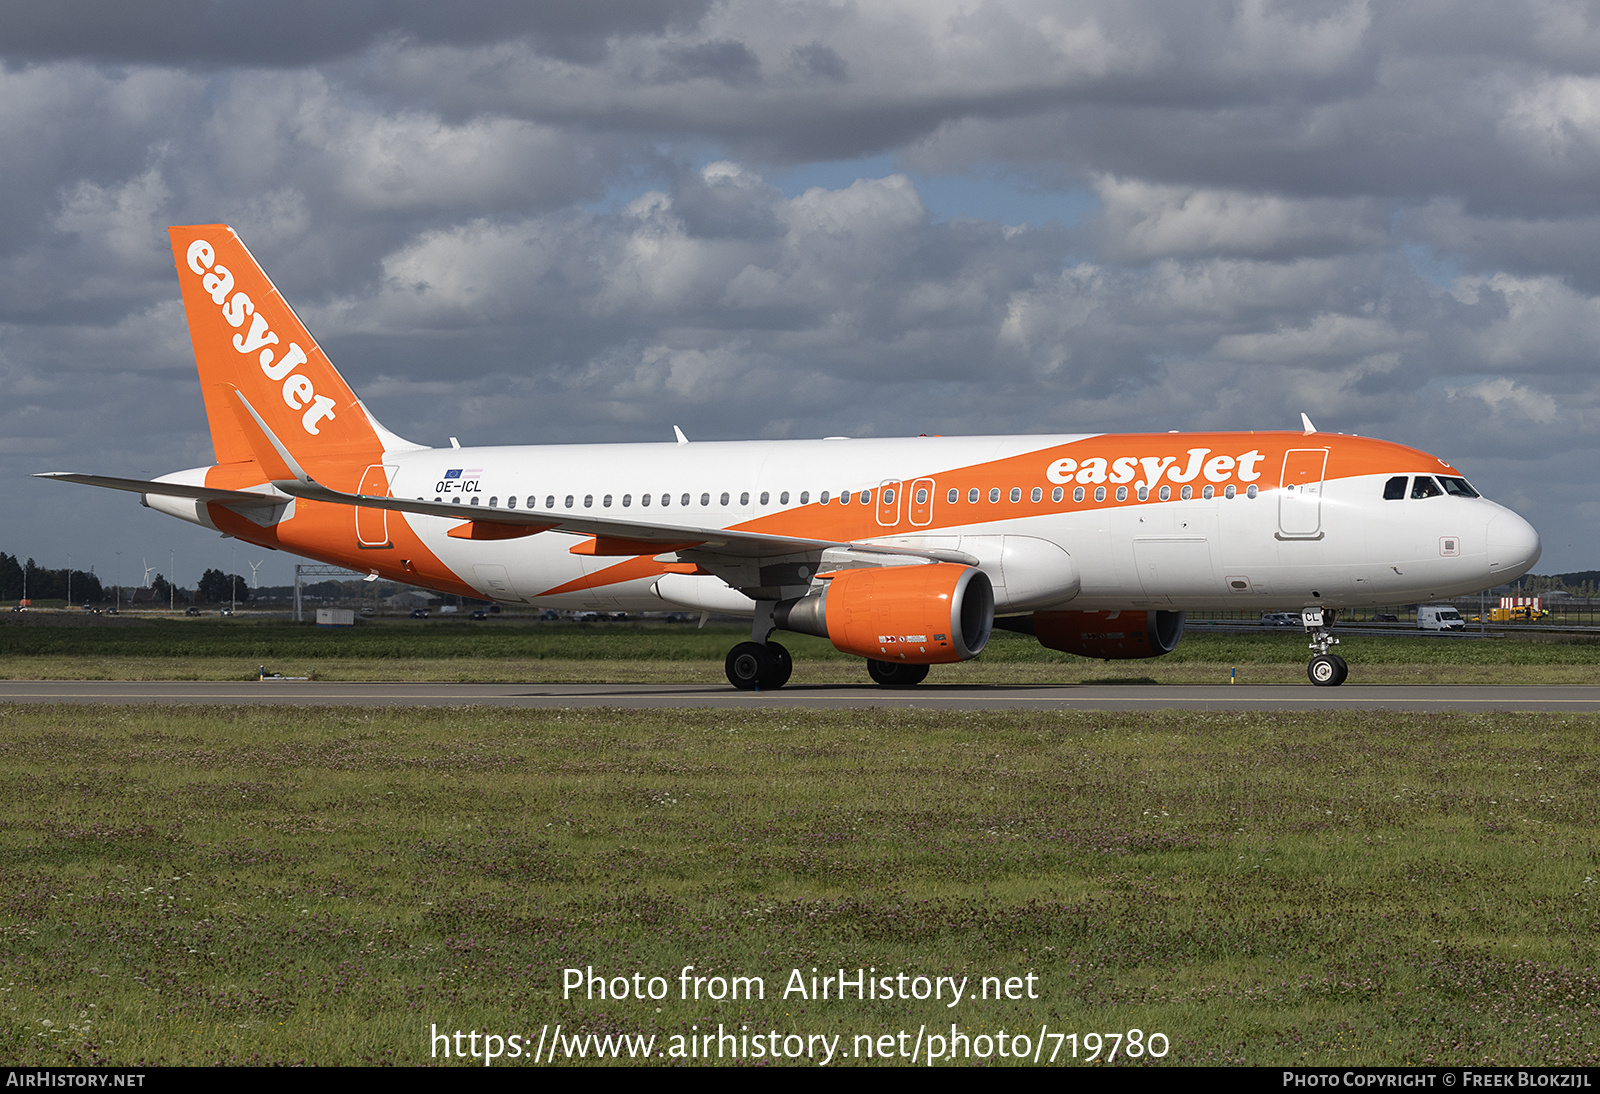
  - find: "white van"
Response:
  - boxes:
[1417,605,1466,631]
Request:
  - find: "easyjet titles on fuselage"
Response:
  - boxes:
[1046,448,1267,491]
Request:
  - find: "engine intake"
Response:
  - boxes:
[775,562,993,663]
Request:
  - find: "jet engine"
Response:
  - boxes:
[1003,609,1185,659]
[774,562,994,663]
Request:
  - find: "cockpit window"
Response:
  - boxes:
[1438,476,1480,498]
[1411,476,1443,499]
[1383,476,1407,500]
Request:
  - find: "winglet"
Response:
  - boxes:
[674,426,689,445]
[1301,413,1317,435]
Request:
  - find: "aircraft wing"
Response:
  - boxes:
[272,477,839,559]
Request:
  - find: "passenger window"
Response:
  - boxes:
[1094,486,1106,502]
[740,492,749,505]
[1246,485,1258,498]
[841,491,851,505]
[1137,486,1149,501]
[862,490,872,505]
[968,488,979,503]
[546,495,555,508]
[622,494,631,507]
[489,496,499,507]
[948,488,958,503]
[1224,485,1235,499]
[1180,486,1191,500]
[700,493,711,506]
[641,494,651,507]
[584,495,593,508]
[721,492,730,506]
[781,491,790,505]
[989,488,1000,503]
[602,494,612,507]
[1202,485,1213,500]
[1052,487,1063,503]
[1115,486,1127,501]
[1073,486,1084,502]
[1411,477,1442,499]
[1158,486,1170,501]
[917,488,928,504]
[471,497,480,506]
[820,491,830,504]
[760,491,769,505]
[1030,487,1041,502]
[1009,487,1021,503]
[564,495,574,508]
[800,491,809,504]
[1384,476,1408,500]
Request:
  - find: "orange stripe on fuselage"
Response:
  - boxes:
[521,432,1459,597]
[202,461,482,598]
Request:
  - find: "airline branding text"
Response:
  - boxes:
[186,239,338,436]
[1045,448,1267,490]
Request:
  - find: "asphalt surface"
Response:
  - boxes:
[0,680,1597,711]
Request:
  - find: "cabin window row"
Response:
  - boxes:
[423,481,1263,509]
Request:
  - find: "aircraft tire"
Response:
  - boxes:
[1308,653,1348,687]
[726,642,776,690]
[767,642,793,689]
[867,659,930,686]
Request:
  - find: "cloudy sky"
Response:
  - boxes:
[4,0,1597,588]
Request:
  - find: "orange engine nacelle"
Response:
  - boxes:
[774,563,994,663]
[1027,609,1184,659]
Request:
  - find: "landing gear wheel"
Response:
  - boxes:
[1308,653,1348,687]
[766,641,793,689]
[867,659,930,686]
[726,642,775,691]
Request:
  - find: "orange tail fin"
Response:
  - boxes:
[168,225,419,475]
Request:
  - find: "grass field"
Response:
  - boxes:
[3,616,1598,685]
[1,703,1597,1067]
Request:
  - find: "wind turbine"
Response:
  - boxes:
[248,560,264,589]
[142,559,155,587]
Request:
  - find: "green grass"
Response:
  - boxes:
[1,704,1598,1066]
[3,617,1597,684]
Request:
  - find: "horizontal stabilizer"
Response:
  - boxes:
[35,472,286,509]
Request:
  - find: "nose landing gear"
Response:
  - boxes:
[1302,606,1348,686]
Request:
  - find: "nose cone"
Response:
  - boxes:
[1487,511,1542,581]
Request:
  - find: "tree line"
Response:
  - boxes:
[1,554,249,605]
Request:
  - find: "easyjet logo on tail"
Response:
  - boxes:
[184,239,337,436]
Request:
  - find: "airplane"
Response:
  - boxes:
[40,225,1543,689]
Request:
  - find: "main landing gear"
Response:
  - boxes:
[1302,606,1348,687]
[724,640,792,691]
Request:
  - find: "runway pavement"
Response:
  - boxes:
[0,680,1597,711]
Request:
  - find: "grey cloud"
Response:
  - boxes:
[0,0,712,67]
[11,0,1600,577]
[657,40,762,87]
